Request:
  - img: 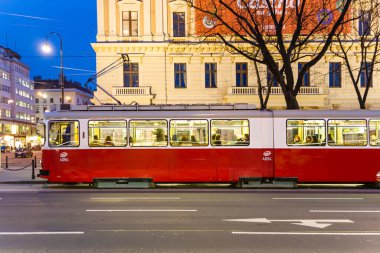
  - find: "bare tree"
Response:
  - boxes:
[185,0,352,109]
[254,60,272,109]
[331,0,380,109]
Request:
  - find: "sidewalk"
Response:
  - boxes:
[0,151,47,184]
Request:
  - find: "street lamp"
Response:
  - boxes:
[42,32,64,104]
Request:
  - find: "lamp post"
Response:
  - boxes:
[42,32,64,104]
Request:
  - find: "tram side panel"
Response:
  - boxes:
[326,147,380,183]
[169,148,217,182]
[41,146,265,183]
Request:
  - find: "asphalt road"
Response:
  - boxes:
[0,187,379,253]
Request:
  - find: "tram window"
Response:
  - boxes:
[48,121,79,147]
[369,120,380,146]
[170,120,208,146]
[129,120,168,147]
[286,120,325,146]
[211,120,250,146]
[327,119,367,146]
[88,120,127,147]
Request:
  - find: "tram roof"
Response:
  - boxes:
[43,104,380,120]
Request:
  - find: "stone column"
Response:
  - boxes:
[155,0,164,40]
[143,0,152,40]
[96,0,105,40]
[109,0,117,39]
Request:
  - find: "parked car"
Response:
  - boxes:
[1,145,11,153]
[15,148,33,158]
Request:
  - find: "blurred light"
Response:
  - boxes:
[4,136,12,141]
[8,99,14,104]
[11,125,17,134]
[37,92,47,98]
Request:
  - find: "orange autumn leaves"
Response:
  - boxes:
[193,0,351,36]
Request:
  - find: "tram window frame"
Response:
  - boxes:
[169,119,209,147]
[369,119,380,146]
[48,120,80,148]
[210,119,250,146]
[286,119,326,146]
[88,120,127,147]
[129,119,168,147]
[327,119,367,146]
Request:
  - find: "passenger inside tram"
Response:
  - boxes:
[305,136,313,144]
[327,134,335,144]
[90,135,103,146]
[370,134,379,145]
[213,134,222,146]
[179,134,191,146]
[292,135,302,144]
[104,136,114,146]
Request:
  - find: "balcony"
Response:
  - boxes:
[228,86,326,95]
[225,86,328,108]
[111,86,154,105]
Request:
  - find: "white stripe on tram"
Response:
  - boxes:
[86,209,197,212]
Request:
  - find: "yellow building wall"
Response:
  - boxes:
[93,0,380,109]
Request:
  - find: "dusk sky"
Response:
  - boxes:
[0,0,97,86]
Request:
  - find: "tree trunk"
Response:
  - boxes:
[284,91,300,109]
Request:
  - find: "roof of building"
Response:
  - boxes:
[0,45,21,60]
[34,76,94,96]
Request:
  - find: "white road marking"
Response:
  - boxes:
[273,198,363,200]
[0,189,38,192]
[86,209,197,212]
[232,232,380,235]
[224,218,353,228]
[0,232,84,235]
[90,197,181,200]
[311,210,380,213]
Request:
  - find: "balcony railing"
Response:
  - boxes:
[112,86,152,96]
[228,86,326,95]
[229,87,258,95]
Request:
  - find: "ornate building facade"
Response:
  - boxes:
[93,0,380,109]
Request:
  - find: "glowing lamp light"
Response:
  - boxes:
[41,43,52,54]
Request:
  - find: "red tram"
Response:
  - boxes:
[39,104,380,187]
